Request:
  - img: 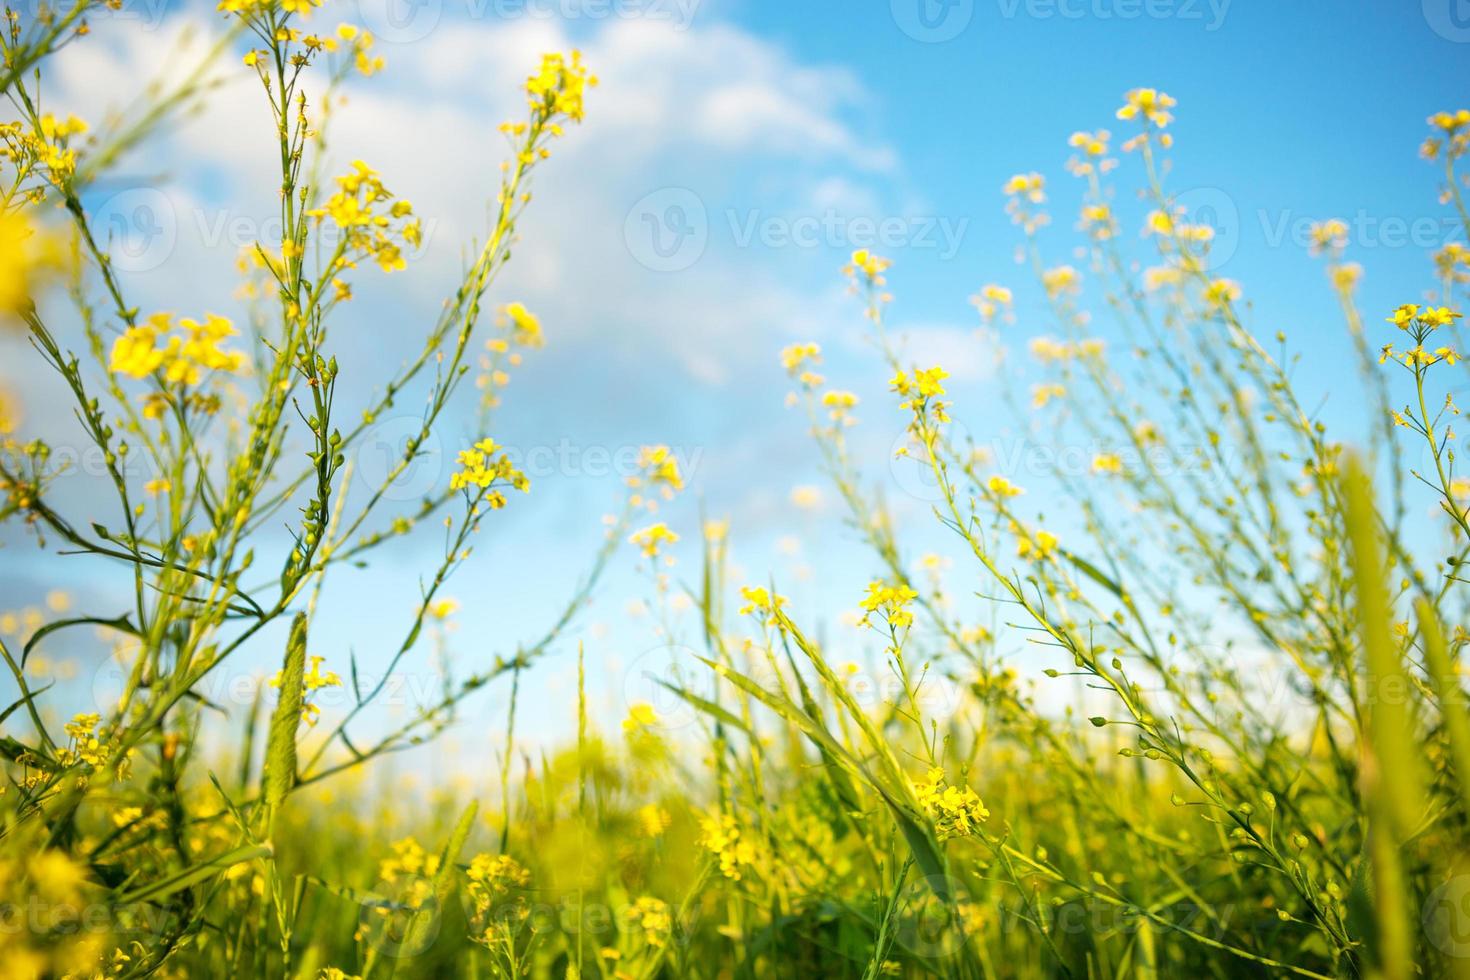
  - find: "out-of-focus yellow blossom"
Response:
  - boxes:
[0,384,19,435]
[847,248,891,282]
[500,302,544,347]
[1423,109,1470,160]
[1332,263,1363,292]
[970,283,1013,320]
[626,896,674,949]
[1003,172,1046,204]
[1079,203,1116,239]
[0,210,66,316]
[1016,527,1059,561]
[637,803,672,838]
[1435,242,1470,284]
[630,522,678,559]
[1032,383,1066,408]
[700,813,757,880]
[426,597,460,620]
[1117,88,1177,150]
[988,475,1024,498]
[781,342,822,376]
[1092,453,1123,475]
[1041,265,1080,298]
[378,836,440,883]
[1204,278,1242,308]
[790,484,823,510]
[635,444,684,495]
[822,389,860,424]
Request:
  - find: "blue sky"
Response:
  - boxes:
[2,0,1468,776]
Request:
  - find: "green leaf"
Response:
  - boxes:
[22,613,137,666]
[263,613,308,818]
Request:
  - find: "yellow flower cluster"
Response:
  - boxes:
[502,302,543,348]
[858,580,918,630]
[738,586,787,625]
[1079,203,1115,240]
[847,247,891,284]
[242,23,382,77]
[781,341,824,387]
[448,438,530,505]
[988,475,1024,498]
[526,50,597,125]
[1116,88,1176,150]
[0,210,66,315]
[1380,304,1462,369]
[465,853,531,907]
[626,896,674,949]
[890,366,950,422]
[699,813,757,880]
[1435,242,1470,285]
[1041,264,1080,298]
[971,283,1013,321]
[1423,109,1470,161]
[630,522,679,559]
[821,389,860,425]
[218,0,321,16]
[305,160,421,274]
[109,312,246,387]
[1004,172,1046,204]
[378,837,439,896]
[636,445,684,495]
[1203,278,1242,308]
[1066,129,1117,177]
[1015,526,1059,561]
[1029,336,1104,363]
[1031,383,1066,408]
[913,768,989,841]
[61,712,108,768]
